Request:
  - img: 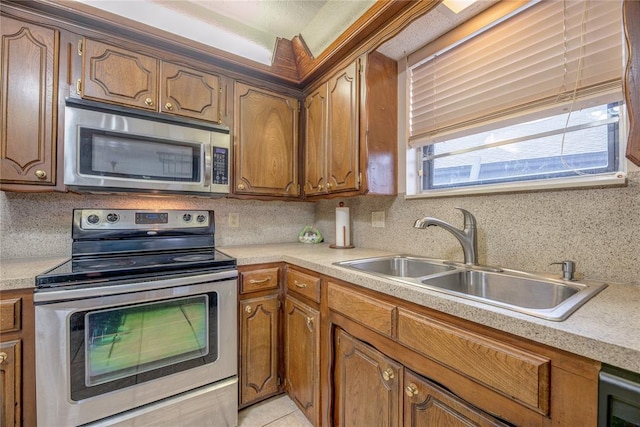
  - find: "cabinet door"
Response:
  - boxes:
[160,62,220,122]
[284,295,320,425]
[82,38,158,110]
[239,295,280,405]
[404,370,508,427]
[334,328,401,427]
[0,340,21,427]
[234,82,299,197]
[327,60,360,193]
[0,16,58,185]
[303,86,328,196]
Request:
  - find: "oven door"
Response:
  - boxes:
[35,270,237,427]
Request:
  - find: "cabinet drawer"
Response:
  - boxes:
[0,298,21,333]
[327,283,395,338]
[240,267,280,294]
[286,269,321,303]
[397,308,550,414]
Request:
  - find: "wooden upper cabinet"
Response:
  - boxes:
[327,59,360,194]
[160,61,220,122]
[303,59,360,197]
[303,86,328,196]
[0,16,58,186]
[302,52,397,199]
[233,82,300,198]
[81,39,221,122]
[82,38,158,110]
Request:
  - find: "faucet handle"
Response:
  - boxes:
[551,260,576,281]
[454,207,477,228]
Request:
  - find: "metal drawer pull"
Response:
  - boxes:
[382,368,395,381]
[294,280,307,288]
[249,278,270,284]
[245,305,252,314]
[405,383,419,397]
[306,316,313,331]
[0,352,7,364]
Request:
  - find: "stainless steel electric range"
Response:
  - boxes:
[34,209,238,427]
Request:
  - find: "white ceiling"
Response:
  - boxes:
[72,0,497,66]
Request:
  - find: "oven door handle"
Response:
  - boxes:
[34,269,238,303]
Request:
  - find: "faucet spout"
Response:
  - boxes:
[414,207,478,266]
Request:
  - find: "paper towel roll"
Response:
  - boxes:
[335,206,351,247]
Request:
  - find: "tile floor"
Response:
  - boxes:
[238,394,312,427]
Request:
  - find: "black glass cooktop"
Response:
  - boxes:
[36,249,236,288]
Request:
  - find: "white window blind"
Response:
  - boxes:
[408,0,623,148]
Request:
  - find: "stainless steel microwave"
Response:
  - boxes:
[64,99,230,196]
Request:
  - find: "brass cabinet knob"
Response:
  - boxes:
[0,352,7,364]
[318,184,324,190]
[145,98,154,107]
[382,368,395,381]
[405,383,419,397]
[35,170,47,179]
[164,102,173,110]
[237,183,246,190]
[306,316,314,331]
[245,305,252,314]
[327,183,333,189]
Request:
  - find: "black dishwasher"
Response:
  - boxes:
[599,365,640,427]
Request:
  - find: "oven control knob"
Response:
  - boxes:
[183,213,193,222]
[87,214,100,225]
[196,214,206,223]
[106,213,120,223]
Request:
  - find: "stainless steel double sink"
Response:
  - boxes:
[333,255,607,321]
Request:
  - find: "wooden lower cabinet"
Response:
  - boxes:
[334,328,402,427]
[333,328,508,427]
[239,294,280,406]
[284,295,320,425]
[0,289,35,427]
[404,370,508,427]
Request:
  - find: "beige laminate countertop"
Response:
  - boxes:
[2,243,639,375]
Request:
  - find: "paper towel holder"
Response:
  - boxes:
[330,202,355,249]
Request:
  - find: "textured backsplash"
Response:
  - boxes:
[2,172,639,286]
[0,192,314,259]
[315,171,640,287]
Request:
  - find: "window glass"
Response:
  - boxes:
[422,103,621,190]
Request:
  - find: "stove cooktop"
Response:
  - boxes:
[35,249,237,289]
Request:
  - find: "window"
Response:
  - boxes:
[407,0,626,196]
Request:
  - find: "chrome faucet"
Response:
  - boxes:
[414,207,478,266]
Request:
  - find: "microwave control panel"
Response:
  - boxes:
[212,147,229,185]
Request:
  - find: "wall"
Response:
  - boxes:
[0,191,314,259]
[315,170,640,287]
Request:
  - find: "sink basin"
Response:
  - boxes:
[334,255,454,278]
[422,270,580,309]
[334,255,607,321]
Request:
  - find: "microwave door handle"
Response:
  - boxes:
[204,147,212,187]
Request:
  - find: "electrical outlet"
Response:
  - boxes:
[228,213,239,228]
[371,211,385,228]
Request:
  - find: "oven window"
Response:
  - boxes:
[69,292,218,401]
[86,296,208,386]
[79,128,201,182]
